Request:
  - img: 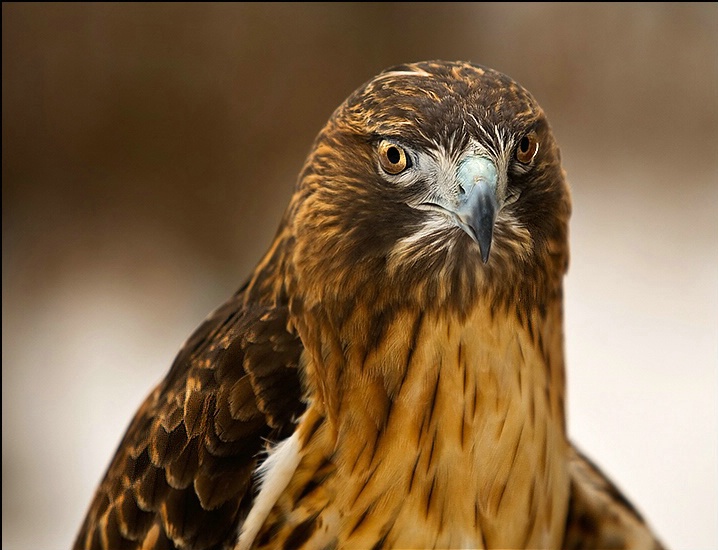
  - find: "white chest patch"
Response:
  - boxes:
[235,431,301,550]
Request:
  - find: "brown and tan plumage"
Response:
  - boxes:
[75,61,665,550]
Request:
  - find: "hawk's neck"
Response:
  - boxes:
[248,295,571,549]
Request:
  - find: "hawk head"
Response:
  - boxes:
[288,62,570,316]
[285,61,571,318]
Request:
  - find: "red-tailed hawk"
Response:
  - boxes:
[75,61,665,549]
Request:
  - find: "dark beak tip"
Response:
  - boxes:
[476,226,494,264]
[460,221,493,264]
[480,246,491,264]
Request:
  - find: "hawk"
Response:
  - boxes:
[75,61,665,549]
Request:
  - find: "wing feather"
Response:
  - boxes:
[74,285,305,550]
[564,445,666,550]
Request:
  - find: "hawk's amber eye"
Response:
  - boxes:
[516,131,539,164]
[378,141,410,174]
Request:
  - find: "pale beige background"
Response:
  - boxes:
[3,3,717,549]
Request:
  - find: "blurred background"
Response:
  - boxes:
[3,3,716,549]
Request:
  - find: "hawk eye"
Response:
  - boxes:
[378,140,410,175]
[516,131,539,164]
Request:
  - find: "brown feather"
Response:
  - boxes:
[74,289,305,549]
[563,447,666,550]
[165,441,199,490]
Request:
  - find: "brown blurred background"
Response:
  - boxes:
[3,3,717,549]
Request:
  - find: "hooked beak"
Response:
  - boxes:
[422,156,499,263]
[454,156,499,263]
